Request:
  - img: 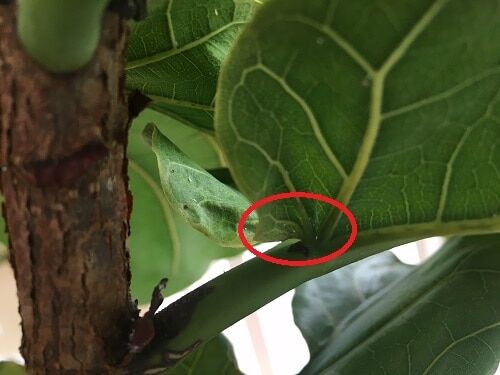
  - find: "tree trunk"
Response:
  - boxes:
[0,3,135,373]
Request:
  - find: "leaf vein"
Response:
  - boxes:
[166,0,179,49]
[126,22,246,70]
[422,322,500,375]
[255,63,349,180]
[319,0,452,244]
[379,0,450,75]
[322,258,498,373]
[276,15,375,76]
[227,65,314,238]
[382,67,500,120]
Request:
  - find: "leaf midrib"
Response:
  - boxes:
[318,0,451,244]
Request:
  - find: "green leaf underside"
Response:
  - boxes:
[126,0,254,133]
[128,111,239,302]
[166,335,240,375]
[296,235,500,375]
[145,123,258,247]
[293,251,414,357]
[216,0,500,246]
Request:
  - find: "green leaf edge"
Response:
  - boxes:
[129,159,181,280]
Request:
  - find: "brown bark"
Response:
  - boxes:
[0,4,135,373]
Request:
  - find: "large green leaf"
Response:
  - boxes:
[143,123,258,247]
[216,0,500,247]
[126,0,254,133]
[296,235,500,375]
[166,335,240,375]
[128,110,240,302]
[292,251,413,357]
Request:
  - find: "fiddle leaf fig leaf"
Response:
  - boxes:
[167,335,241,375]
[128,110,241,302]
[292,251,414,356]
[216,0,500,247]
[144,123,258,247]
[296,235,500,375]
[126,0,255,133]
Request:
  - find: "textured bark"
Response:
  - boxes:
[0,4,135,373]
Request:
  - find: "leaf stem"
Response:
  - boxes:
[128,238,406,372]
[128,216,500,371]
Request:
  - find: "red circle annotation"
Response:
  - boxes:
[237,192,358,267]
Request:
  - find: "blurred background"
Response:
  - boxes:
[2,238,499,374]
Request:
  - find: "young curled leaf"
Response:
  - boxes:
[143,123,258,247]
[128,110,242,303]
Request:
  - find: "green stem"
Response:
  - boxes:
[130,216,500,373]
[129,237,409,372]
[17,0,111,73]
[128,216,500,372]
[167,240,402,349]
